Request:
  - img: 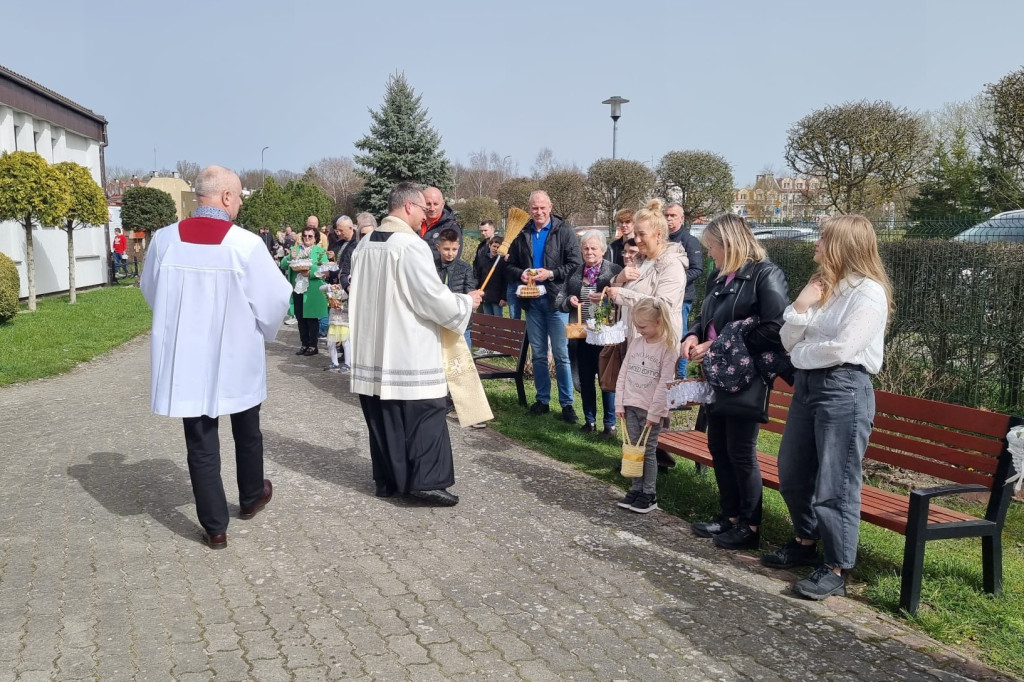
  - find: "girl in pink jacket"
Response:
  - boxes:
[615,298,680,513]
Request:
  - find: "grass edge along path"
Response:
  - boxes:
[0,284,151,386]
[480,373,1024,679]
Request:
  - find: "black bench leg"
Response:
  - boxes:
[982,534,1003,596]
[899,533,926,615]
[515,374,527,407]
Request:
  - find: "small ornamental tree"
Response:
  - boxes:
[586,158,655,226]
[656,150,735,225]
[120,186,177,236]
[0,151,71,311]
[53,162,108,303]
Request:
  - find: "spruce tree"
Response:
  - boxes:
[354,73,453,217]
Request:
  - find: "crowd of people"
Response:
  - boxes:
[142,166,893,603]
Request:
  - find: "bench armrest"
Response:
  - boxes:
[910,484,987,501]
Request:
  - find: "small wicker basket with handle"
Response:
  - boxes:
[620,421,652,477]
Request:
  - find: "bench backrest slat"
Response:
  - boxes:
[874,391,1011,440]
[471,314,527,359]
[763,377,1012,493]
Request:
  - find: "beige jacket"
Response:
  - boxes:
[611,242,689,343]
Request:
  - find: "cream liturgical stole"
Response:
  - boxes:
[441,328,494,427]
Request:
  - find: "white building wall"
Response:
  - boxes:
[0,107,108,299]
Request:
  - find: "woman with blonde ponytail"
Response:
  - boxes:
[763,215,892,601]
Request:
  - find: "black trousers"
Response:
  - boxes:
[706,412,763,525]
[358,394,454,496]
[293,292,318,348]
[182,404,265,535]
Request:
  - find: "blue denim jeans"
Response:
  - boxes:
[522,294,573,407]
[481,301,503,317]
[506,283,522,320]
[778,366,875,569]
[676,301,692,378]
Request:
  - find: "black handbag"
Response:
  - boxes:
[709,377,770,423]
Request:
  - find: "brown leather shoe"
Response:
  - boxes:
[240,479,273,520]
[203,532,227,549]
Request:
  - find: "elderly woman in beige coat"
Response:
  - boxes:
[601,198,689,342]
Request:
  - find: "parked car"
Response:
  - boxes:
[951,210,1024,243]
[752,226,820,242]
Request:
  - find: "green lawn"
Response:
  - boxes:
[0,283,151,386]
[481,373,1024,679]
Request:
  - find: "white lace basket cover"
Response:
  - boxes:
[585,319,626,346]
[666,379,716,410]
[1005,426,1024,491]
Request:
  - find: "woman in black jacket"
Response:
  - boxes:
[680,213,789,551]
[556,230,622,436]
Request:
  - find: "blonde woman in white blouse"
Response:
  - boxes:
[761,215,894,601]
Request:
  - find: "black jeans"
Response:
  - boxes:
[706,412,763,525]
[182,404,265,535]
[293,292,318,348]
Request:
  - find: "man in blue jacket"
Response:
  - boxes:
[505,190,583,423]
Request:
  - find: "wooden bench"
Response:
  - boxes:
[470,313,529,407]
[657,377,1022,614]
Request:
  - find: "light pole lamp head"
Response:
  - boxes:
[603,96,629,121]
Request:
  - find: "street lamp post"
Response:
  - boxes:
[260,146,270,187]
[602,96,629,159]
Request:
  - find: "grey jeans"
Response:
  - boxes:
[777,366,875,569]
[625,406,663,495]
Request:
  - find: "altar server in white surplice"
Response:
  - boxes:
[349,182,483,506]
[141,165,292,550]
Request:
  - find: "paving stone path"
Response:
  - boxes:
[0,331,1016,681]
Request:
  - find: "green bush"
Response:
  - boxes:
[0,251,19,323]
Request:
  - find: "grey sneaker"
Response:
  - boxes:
[628,492,658,514]
[761,539,819,569]
[793,565,846,600]
[617,490,641,509]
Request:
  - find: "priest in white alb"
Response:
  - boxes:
[141,165,292,549]
[349,182,484,506]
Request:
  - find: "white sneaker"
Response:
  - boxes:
[284,316,297,325]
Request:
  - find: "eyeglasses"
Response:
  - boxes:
[409,202,428,213]
[302,234,316,240]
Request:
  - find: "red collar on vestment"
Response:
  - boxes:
[179,217,232,245]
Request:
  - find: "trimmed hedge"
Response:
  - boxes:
[0,251,19,323]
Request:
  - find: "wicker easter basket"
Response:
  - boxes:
[621,422,652,477]
[566,305,587,339]
[517,272,543,299]
[665,368,716,410]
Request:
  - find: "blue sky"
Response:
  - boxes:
[5,0,1023,187]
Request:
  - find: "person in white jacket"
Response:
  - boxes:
[349,182,483,506]
[141,166,292,549]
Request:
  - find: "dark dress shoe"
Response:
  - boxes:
[599,426,617,439]
[296,347,308,355]
[580,422,596,433]
[240,479,273,519]
[203,532,227,549]
[408,489,459,506]
[691,517,734,538]
[303,347,319,356]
